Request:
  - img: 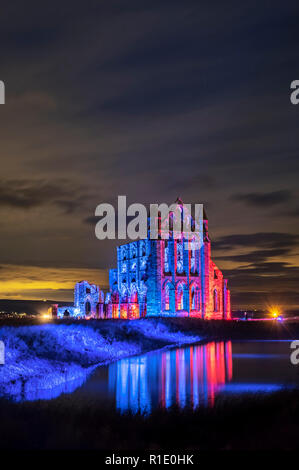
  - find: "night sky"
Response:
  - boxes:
[0,1,299,310]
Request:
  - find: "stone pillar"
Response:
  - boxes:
[223,280,231,319]
[183,240,190,314]
[51,304,58,318]
[202,237,211,319]
[146,240,162,315]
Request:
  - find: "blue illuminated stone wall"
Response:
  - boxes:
[57,281,104,319]
[54,204,231,320]
[108,205,231,320]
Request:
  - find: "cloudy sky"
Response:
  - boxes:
[0,1,299,309]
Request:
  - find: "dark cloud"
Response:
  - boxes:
[223,261,299,309]
[215,231,299,309]
[233,261,299,275]
[83,215,99,226]
[167,174,215,193]
[214,232,299,251]
[231,291,299,311]
[0,179,92,214]
[215,248,290,264]
[231,190,293,207]
[223,262,299,286]
[284,207,299,218]
[0,180,61,209]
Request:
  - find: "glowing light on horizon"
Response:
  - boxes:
[269,306,282,318]
[40,313,52,320]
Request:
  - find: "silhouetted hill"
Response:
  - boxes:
[0,299,73,316]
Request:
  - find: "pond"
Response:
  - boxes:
[66,339,299,413]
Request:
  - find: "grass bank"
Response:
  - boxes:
[0,318,202,400]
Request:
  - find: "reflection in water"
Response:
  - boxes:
[3,373,90,403]
[6,340,297,406]
[108,341,233,413]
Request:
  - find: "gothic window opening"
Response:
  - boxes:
[141,258,146,269]
[165,283,170,310]
[164,240,169,272]
[169,212,174,235]
[177,284,184,310]
[141,242,146,257]
[112,290,119,303]
[85,301,91,315]
[191,286,196,310]
[121,284,128,303]
[214,289,219,312]
[191,247,195,274]
[130,286,138,303]
[177,240,184,274]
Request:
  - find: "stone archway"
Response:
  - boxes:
[176,282,188,312]
[85,301,91,315]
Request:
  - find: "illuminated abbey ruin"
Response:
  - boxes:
[55,201,231,320]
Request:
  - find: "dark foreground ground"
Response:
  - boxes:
[1,317,299,451]
[1,390,299,450]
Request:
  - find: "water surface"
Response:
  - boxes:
[68,340,299,413]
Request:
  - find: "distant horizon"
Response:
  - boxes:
[1,298,299,315]
[0,257,297,310]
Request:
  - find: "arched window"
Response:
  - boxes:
[164,241,169,272]
[190,247,195,273]
[142,246,146,256]
[213,289,218,312]
[111,290,119,304]
[177,241,183,273]
[130,285,138,303]
[165,283,170,310]
[177,284,184,310]
[191,286,196,310]
[121,284,128,303]
[85,301,91,314]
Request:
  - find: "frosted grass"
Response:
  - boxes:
[0,319,201,401]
